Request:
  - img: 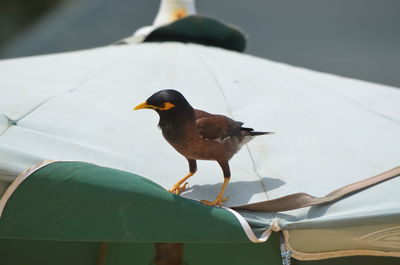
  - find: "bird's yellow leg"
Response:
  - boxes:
[168,172,194,195]
[201,178,230,207]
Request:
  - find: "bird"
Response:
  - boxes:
[133,89,272,206]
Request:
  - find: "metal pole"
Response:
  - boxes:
[153,243,184,265]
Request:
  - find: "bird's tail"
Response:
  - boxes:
[249,131,274,136]
[241,127,275,136]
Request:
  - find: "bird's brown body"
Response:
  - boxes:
[162,109,251,162]
[134,89,271,206]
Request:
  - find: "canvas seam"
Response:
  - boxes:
[13,51,134,124]
[0,114,13,137]
[280,67,400,124]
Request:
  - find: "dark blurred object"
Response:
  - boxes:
[0,0,157,58]
[144,15,246,52]
[154,243,184,265]
[0,0,64,49]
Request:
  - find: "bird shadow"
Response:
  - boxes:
[181,177,286,206]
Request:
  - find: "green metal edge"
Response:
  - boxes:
[0,161,248,242]
[144,15,246,52]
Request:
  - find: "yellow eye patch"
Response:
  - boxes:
[159,102,175,110]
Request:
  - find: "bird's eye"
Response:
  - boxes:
[159,102,175,110]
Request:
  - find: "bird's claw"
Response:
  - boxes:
[168,182,188,195]
[200,196,229,207]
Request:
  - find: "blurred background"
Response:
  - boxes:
[0,0,399,87]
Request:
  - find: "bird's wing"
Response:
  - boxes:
[194,109,243,140]
[194,109,213,119]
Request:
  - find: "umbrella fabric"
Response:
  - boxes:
[0,42,400,259]
[0,161,246,242]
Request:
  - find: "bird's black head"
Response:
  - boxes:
[133,89,194,123]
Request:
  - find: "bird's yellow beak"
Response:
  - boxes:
[133,101,175,111]
[133,101,156,110]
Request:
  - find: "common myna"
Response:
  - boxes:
[134,89,272,206]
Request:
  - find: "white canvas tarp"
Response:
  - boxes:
[0,42,399,259]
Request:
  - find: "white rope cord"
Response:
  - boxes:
[0,160,56,218]
[223,206,271,243]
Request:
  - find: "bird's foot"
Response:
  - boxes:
[201,196,229,207]
[168,182,189,195]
